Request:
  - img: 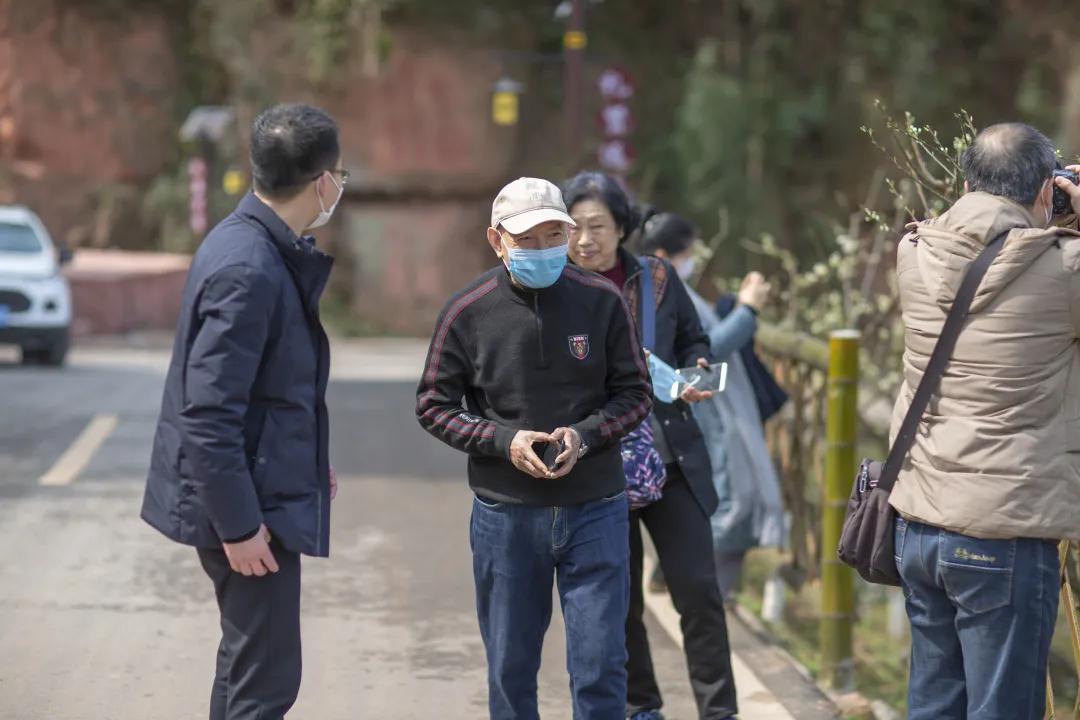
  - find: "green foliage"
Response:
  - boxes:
[740,550,911,713]
[141,169,197,255]
[646,0,1074,279]
[68,0,1079,284]
[301,0,401,85]
[733,107,977,405]
[305,0,366,81]
[666,30,846,276]
[861,102,976,222]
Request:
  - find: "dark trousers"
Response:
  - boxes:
[896,518,1059,720]
[471,492,630,720]
[197,544,303,720]
[627,468,738,719]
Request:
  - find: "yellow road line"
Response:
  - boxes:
[39,414,119,486]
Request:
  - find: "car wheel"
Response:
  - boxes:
[20,332,68,367]
[40,333,69,367]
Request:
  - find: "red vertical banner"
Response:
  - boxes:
[596,66,636,177]
[188,157,208,236]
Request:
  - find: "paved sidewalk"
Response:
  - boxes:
[0,337,838,718]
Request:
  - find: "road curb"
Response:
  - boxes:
[642,554,840,719]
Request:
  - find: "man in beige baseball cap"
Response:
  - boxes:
[486,177,577,289]
[417,177,653,718]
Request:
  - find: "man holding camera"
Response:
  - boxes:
[416,177,652,719]
[889,122,1080,719]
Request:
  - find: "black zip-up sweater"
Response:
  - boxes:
[416,263,653,506]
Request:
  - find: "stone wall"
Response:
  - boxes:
[0,0,180,249]
[340,199,494,336]
[65,250,189,338]
[0,5,540,336]
[317,27,518,334]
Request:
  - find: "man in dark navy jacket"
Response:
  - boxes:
[142,104,341,720]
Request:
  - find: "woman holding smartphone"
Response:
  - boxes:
[639,212,782,606]
[561,172,764,720]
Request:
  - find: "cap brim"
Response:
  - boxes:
[499,208,577,234]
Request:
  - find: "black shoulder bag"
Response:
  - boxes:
[837,229,1008,586]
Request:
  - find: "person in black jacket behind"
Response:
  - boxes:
[417,177,652,720]
[563,172,738,720]
[142,104,341,720]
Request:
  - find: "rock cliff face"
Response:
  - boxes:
[0,3,546,334]
[0,0,180,248]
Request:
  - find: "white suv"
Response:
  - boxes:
[0,206,72,366]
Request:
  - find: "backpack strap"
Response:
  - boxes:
[638,256,656,351]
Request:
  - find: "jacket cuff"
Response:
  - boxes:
[205,487,264,545]
[223,526,261,544]
[493,424,516,459]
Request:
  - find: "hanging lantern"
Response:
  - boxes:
[492,78,524,127]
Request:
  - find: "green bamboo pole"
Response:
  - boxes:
[820,329,859,691]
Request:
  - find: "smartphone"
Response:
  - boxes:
[535,440,566,471]
[675,362,728,396]
[540,440,565,472]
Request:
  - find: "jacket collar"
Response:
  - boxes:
[617,246,641,280]
[235,192,334,316]
[912,191,1076,314]
[496,262,566,301]
[237,191,304,252]
[923,191,1041,245]
[566,246,640,281]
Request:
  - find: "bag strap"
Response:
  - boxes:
[877,228,1010,492]
[638,256,656,351]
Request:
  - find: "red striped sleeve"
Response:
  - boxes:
[423,277,498,387]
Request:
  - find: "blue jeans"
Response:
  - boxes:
[471,491,630,720]
[895,517,1059,720]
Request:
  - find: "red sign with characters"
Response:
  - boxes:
[188,157,208,236]
[597,102,635,138]
[597,66,637,175]
[597,66,636,102]
[598,139,636,175]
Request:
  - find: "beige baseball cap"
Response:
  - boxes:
[491,177,577,234]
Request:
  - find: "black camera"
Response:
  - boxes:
[1053,168,1079,216]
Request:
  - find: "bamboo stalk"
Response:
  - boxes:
[1058,542,1080,716]
[819,330,859,691]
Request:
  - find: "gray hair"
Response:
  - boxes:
[961,123,1056,206]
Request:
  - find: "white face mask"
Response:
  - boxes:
[1041,179,1053,228]
[673,256,698,281]
[307,172,343,230]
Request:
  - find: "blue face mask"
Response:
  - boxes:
[506,245,568,289]
[646,353,681,403]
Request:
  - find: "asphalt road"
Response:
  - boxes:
[0,337,838,720]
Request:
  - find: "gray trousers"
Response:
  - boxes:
[197,544,303,720]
